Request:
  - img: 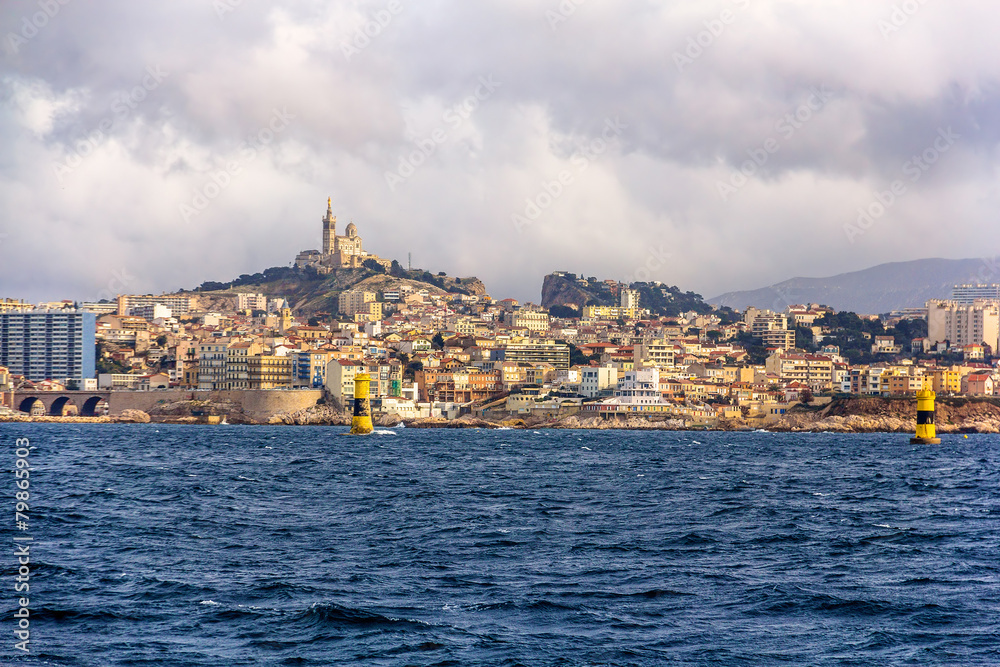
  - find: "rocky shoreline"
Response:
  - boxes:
[5,397,1000,433]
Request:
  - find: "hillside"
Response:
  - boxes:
[708,257,995,313]
[541,273,716,317]
[182,264,486,316]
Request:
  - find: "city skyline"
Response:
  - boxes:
[3,2,1000,304]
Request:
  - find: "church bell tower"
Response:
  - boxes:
[322,197,336,255]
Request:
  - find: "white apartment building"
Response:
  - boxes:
[580,365,618,397]
[927,300,1000,351]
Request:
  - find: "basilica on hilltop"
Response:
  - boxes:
[295,199,391,274]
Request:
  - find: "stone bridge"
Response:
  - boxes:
[11,389,325,421]
[14,390,112,417]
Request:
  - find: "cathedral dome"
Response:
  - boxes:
[345,222,358,237]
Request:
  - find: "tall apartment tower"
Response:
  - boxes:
[0,311,96,381]
[927,299,1000,350]
[620,288,640,310]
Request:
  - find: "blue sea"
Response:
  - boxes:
[1,424,999,666]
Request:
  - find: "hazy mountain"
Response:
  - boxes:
[708,258,998,314]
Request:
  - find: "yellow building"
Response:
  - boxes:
[929,367,965,395]
[508,310,550,332]
[582,305,641,320]
[248,355,292,389]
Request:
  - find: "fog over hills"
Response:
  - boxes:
[708,257,1000,314]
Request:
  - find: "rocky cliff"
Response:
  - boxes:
[540,274,602,309]
[769,396,1000,433]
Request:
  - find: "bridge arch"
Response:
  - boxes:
[49,396,77,416]
[17,397,43,415]
[81,396,109,417]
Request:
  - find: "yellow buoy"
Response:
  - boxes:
[910,389,941,444]
[349,373,374,435]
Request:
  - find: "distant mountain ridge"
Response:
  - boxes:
[708,258,998,314]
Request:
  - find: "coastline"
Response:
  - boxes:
[3,408,1000,433]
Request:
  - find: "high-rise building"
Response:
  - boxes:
[236,293,268,312]
[927,299,1000,351]
[116,294,192,316]
[0,311,96,381]
[951,284,1000,304]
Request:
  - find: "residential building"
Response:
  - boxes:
[0,311,96,381]
[926,300,1000,351]
[197,341,229,390]
[581,305,641,320]
[248,355,292,389]
[0,299,33,313]
[929,367,964,395]
[634,339,676,369]
[580,365,618,397]
[501,340,570,370]
[293,350,336,388]
[765,349,834,390]
[962,373,996,396]
[745,308,796,350]
[339,290,378,317]
[951,284,1000,304]
[506,309,550,332]
[116,294,192,316]
[236,293,268,312]
[225,341,263,390]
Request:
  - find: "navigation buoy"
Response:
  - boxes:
[910,389,941,444]
[350,373,373,435]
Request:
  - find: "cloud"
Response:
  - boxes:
[1,0,999,305]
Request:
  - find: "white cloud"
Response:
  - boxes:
[1,0,999,303]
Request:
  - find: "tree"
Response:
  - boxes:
[794,325,815,351]
[549,305,580,319]
[567,343,590,367]
[432,332,445,349]
[799,387,814,404]
[390,260,407,278]
[155,335,168,347]
[404,360,423,380]
[308,317,320,327]
[363,258,386,274]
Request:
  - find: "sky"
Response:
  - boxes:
[2,0,999,304]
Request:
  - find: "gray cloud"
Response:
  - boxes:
[1,0,998,304]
